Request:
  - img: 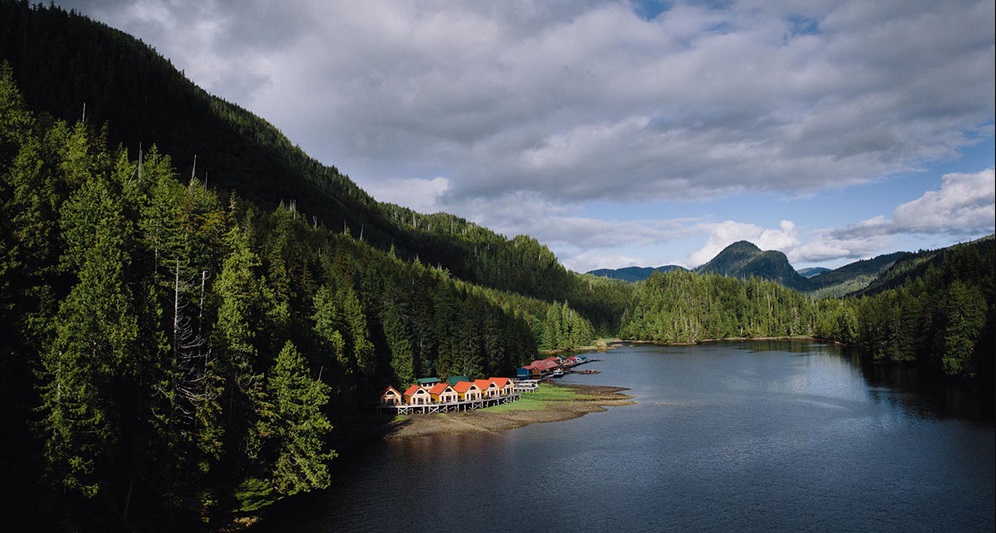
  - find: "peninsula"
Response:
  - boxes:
[383,384,635,439]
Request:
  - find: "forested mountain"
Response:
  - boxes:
[0,4,618,529]
[694,240,812,291]
[1,62,578,529]
[587,265,686,282]
[618,238,994,385]
[0,1,592,308]
[854,236,993,297]
[844,237,994,378]
[806,251,911,297]
[1,3,992,532]
[598,242,914,298]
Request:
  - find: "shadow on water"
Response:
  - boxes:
[249,341,995,533]
[840,346,995,425]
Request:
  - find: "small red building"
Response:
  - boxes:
[404,384,432,405]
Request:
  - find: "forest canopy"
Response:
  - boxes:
[1,4,993,530]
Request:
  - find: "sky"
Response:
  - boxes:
[56,0,995,272]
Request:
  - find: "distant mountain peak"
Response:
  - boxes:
[586,265,687,282]
[695,241,811,290]
[797,267,830,278]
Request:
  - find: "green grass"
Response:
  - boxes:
[485,384,589,412]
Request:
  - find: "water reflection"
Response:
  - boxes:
[847,348,994,424]
[255,341,994,533]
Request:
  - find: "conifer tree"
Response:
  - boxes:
[266,341,335,496]
[212,213,270,477]
[40,147,138,500]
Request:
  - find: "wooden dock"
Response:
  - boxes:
[377,393,521,415]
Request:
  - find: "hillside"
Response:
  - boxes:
[798,267,830,278]
[855,235,995,297]
[587,265,686,282]
[591,244,924,298]
[0,1,584,305]
[806,251,912,297]
[694,241,812,291]
[0,3,613,529]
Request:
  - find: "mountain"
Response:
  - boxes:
[694,241,812,291]
[587,265,686,282]
[0,1,583,305]
[855,235,995,297]
[797,267,830,278]
[0,4,617,529]
[805,251,912,297]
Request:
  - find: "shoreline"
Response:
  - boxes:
[382,383,636,440]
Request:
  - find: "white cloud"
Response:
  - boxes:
[827,168,995,240]
[366,177,451,214]
[53,0,995,271]
[689,220,800,266]
[788,168,995,265]
[61,0,995,206]
[892,169,995,233]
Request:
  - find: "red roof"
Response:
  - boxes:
[403,384,425,397]
[428,383,453,395]
[451,381,479,393]
[380,385,401,396]
[474,379,497,390]
[490,377,511,388]
[526,360,555,370]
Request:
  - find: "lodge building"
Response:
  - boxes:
[377,376,521,415]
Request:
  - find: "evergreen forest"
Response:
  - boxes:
[0,3,993,531]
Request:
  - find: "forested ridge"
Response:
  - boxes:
[1,3,993,532]
[0,64,597,530]
[618,237,994,383]
[0,0,617,321]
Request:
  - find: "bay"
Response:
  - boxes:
[256,341,995,532]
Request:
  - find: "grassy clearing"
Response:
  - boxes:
[485,384,590,412]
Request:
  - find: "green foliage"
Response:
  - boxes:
[40,125,140,498]
[265,341,334,497]
[840,240,995,377]
[620,270,818,343]
[2,7,992,528]
[0,63,550,530]
[695,240,812,291]
[540,300,596,350]
[619,241,994,384]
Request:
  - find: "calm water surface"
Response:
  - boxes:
[258,342,995,532]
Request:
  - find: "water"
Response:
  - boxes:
[257,342,995,532]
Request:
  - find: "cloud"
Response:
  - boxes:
[365,177,451,214]
[420,190,703,272]
[788,168,995,264]
[59,0,995,207]
[689,220,800,266]
[892,169,996,233]
[53,0,994,271]
[828,168,995,239]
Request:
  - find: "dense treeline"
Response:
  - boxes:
[845,240,995,379]
[0,1,611,317]
[620,270,821,343]
[618,241,995,385]
[0,67,597,531]
[1,2,993,530]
